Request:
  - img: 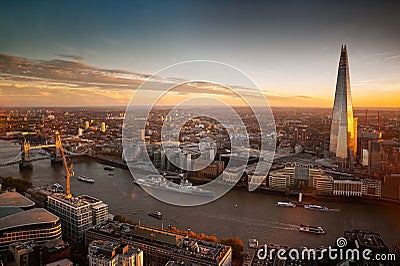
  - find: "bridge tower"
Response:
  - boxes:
[19,139,33,169]
[51,133,64,164]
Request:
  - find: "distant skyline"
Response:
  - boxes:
[0,0,399,107]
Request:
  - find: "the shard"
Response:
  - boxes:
[329,45,357,166]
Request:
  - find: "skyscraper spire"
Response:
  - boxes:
[329,45,358,167]
[377,111,381,131]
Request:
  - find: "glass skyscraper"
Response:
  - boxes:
[329,45,357,166]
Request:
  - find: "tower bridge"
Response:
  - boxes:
[0,133,90,169]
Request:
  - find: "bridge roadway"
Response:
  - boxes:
[0,156,52,167]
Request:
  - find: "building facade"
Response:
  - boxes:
[268,164,332,192]
[368,140,400,176]
[312,175,334,195]
[46,194,109,243]
[80,195,109,226]
[333,180,362,197]
[361,178,382,198]
[88,240,143,266]
[47,194,93,243]
[0,208,62,251]
[329,45,357,166]
[382,174,400,200]
[9,239,71,266]
[268,168,295,190]
[192,160,224,179]
[85,221,232,266]
[9,241,37,266]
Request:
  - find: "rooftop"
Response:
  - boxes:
[0,208,59,230]
[78,195,103,204]
[90,221,231,264]
[48,193,93,208]
[92,202,108,209]
[45,258,73,266]
[0,206,23,219]
[89,240,141,258]
[9,240,38,252]
[165,261,193,266]
[344,230,389,251]
[90,240,120,253]
[43,238,70,253]
[0,192,35,208]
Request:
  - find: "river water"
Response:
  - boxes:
[1,140,399,248]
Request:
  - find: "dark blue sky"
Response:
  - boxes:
[1,0,399,106]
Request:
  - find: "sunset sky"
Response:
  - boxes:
[0,0,399,107]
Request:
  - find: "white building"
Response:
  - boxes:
[47,194,92,243]
[268,170,294,190]
[312,175,334,195]
[79,195,109,226]
[88,240,143,266]
[46,194,108,243]
[333,180,362,197]
[361,178,382,198]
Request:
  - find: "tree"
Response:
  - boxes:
[169,227,218,243]
[1,176,32,193]
[113,214,126,223]
[112,214,134,224]
[197,233,217,243]
[204,235,218,243]
[220,237,244,258]
[188,231,197,239]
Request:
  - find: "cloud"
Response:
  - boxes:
[0,53,147,92]
[0,53,322,107]
[385,54,400,60]
[375,52,391,56]
[55,54,84,61]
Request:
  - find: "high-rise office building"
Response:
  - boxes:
[46,194,108,243]
[83,195,109,226]
[368,140,400,176]
[47,194,93,243]
[329,45,357,166]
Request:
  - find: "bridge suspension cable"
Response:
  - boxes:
[0,150,24,165]
[63,148,90,156]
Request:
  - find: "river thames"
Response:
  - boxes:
[1,140,399,248]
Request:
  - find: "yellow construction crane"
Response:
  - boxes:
[56,132,74,198]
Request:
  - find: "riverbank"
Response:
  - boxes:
[82,155,128,169]
[187,175,400,206]
[74,155,400,206]
[3,152,400,249]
